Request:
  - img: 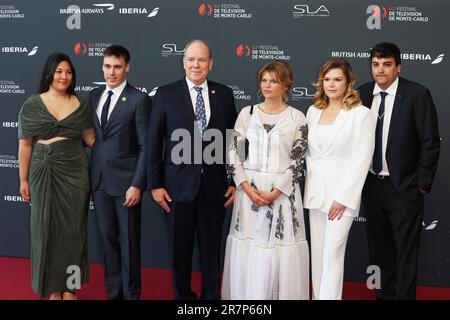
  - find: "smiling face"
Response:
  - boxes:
[50,61,73,93]
[371,56,401,90]
[183,41,213,86]
[102,54,130,89]
[260,71,287,101]
[323,68,347,102]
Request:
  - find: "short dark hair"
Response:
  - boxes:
[370,42,401,65]
[38,52,76,94]
[103,45,130,64]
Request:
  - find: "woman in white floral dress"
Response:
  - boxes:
[222,61,309,300]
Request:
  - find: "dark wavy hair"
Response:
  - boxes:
[38,52,76,94]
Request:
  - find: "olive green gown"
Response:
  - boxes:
[18,94,91,298]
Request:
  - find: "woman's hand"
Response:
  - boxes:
[257,189,282,204]
[20,180,31,203]
[328,201,346,220]
[241,182,270,208]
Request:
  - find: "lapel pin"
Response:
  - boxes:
[122,96,127,102]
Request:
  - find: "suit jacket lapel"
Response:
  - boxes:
[364,83,375,110]
[308,108,321,153]
[104,83,132,132]
[206,81,218,130]
[91,86,103,130]
[180,79,197,123]
[386,79,403,153]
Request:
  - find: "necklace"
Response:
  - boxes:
[259,103,288,115]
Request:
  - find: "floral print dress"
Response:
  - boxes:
[221,105,309,300]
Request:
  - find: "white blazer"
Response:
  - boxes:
[303,105,376,217]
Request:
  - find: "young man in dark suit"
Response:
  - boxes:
[147,39,237,300]
[89,45,152,299]
[359,42,440,300]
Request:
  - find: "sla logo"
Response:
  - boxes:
[161,44,186,57]
[291,86,315,101]
[198,3,213,16]
[74,43,88,55]
[236,44,250,57]
[293,4,330,18]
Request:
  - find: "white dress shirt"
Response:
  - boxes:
[96,80,127,123]
[316,124,334,151]
[370,77,399,176]
[185,77,211,124]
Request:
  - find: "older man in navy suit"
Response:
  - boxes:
[147,39,237,300]
[89,45,151,300]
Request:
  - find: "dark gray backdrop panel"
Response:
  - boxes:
[1,0,448,287]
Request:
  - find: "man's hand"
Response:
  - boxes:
[151,188,172,213]
[224,186,236,208]
[124,186,141,207]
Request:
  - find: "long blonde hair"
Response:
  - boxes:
[312,58,361,109]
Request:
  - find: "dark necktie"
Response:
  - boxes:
[101,90,113,131]
[373,91,388,175]
[194,86,207,136]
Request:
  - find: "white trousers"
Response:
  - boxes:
[309,209,354,300]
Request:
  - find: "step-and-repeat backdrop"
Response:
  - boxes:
[1,0,449,287]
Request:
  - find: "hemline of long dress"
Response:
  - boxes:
[29,139,89,298]
[221,171,309,300]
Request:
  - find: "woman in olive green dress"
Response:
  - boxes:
[18,52,95,300]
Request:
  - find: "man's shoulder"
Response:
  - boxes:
[208,80,232,94]
[399,77,429,94]
[90,85,104,96]
[358,81,375,92]
[157,79,184,93]
[127,83,149,98]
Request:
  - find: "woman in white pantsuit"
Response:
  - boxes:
[304,58,376,300]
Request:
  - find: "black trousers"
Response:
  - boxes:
[362,174,423,300]
[165,182,226,300]
[93,189,142,300]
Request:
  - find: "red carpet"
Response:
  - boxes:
[1,257,449,300]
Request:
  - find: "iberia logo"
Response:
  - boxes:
[236,44,250,57]
[74,43,88,55]
[198,3,213,16]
